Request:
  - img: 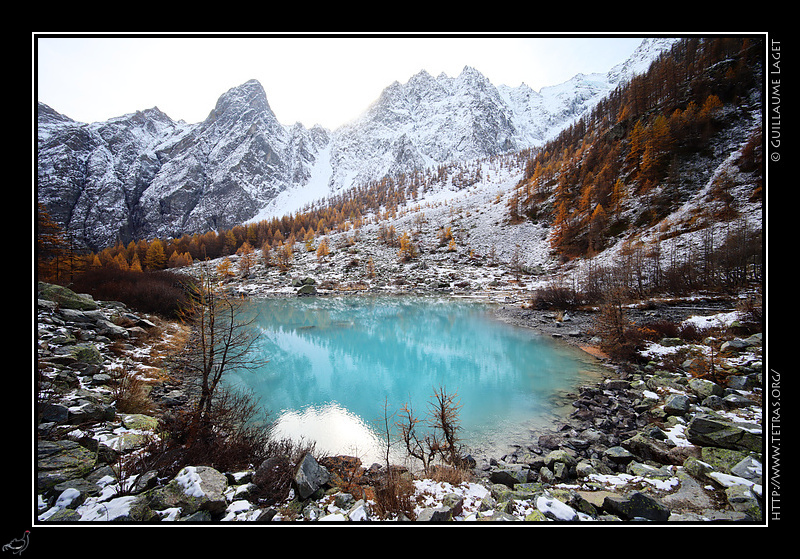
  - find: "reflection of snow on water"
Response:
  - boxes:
[269,402,404,466]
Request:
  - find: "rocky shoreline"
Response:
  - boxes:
[36,280,764,523]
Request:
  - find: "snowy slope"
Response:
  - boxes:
[37,38,679,249]
[252,37,680,222]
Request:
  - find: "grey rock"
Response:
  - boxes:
[489,467,528,488]
[604,446,635,464]
[725,485,761,519]
[296,283,318,296]
[688,378,724,400]
[602,491,671,521]
[293,453,330,499]
[417,506,452,521]
[147,466,229,516]
[664,394,691,415]
[731,456,762,483]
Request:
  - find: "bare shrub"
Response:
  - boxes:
[396,386,468,473]
[70,268,193,318]
[529,285,587,310]
[593,288,649,362]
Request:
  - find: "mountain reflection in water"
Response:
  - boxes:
[224,296,601,465]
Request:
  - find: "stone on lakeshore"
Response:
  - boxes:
[536,495,578,521]
[731,456,762,483]
[720,338,750,354]
[65,343,104,365]
[296,283,318,296]
[442,493,465,517]
[545,448,577,468]
[604,446,635,465]
[602,491,671,521]
[622,432,684,466]
[417,506,452,521]
[40,403,70,424]
[722,393,753,409]
[119,413,159,431]
[626,461,674,479]
[538,433,562,450]
[491,483,539,503]
[477,510,520,521]
[576,458,613,478]
[489,467,528,488]
[38,282,98,310]
[605,379,631,391]
[725,485,762,520]
[698,447,750,475]
[293,453,330,499]
[252,455,291,491]
[726,374,759,391]
[660,471,716,513]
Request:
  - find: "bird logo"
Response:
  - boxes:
[2,531,29,555]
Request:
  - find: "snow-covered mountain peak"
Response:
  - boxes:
[204,79,275,126]
[38,38,679,249]
[607,37,680,85]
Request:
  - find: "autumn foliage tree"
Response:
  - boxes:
[398,231,417,262]
[510,37,762,260]
[144,239,167,270]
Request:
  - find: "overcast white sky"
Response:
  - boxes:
[35,34,648,130]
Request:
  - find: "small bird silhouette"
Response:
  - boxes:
[2,531,29,555]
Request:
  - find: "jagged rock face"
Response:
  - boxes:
[38,103,184,249]
[136,80,308,239]
[37,39,677,250]
[38,80,329,249]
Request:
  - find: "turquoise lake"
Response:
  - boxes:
[225,295,602,466]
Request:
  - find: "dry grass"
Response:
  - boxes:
[373,469,416,520]
[109,365,156,415]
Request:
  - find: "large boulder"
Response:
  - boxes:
[59,343,104,365]
[296,283,318,296]
[688,378,724,400]
[686,414,762,452]
[622,432,693,466]
[488,467,528,488]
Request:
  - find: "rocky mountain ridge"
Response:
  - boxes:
[36,38,678,251]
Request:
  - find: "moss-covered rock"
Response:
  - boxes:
[37,440,97,491]
[38,282,98,310]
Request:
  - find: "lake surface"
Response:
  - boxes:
[225,295,602,466]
